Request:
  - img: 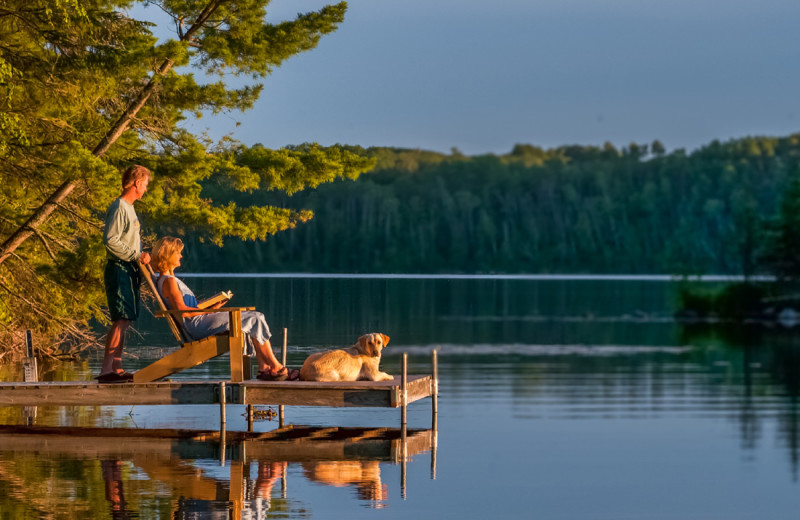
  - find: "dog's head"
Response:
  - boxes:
[357,333,390,357]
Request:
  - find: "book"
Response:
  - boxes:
[196,290,233,309]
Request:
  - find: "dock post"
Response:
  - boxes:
[220,429,227,467]
[431,348,438,480]
[280,328,287,424]
[401,433,407,500]
[401,352,409,500]
[400,353,408,498]
[401,353,408,428]
[220,382,227,426]
[22,330,38,383]
[22,330,38,425]
[431,429,438,481]
[282,327,287,366]
[247,405,254,432]
[220,382,227,466]
[432,348,438,429]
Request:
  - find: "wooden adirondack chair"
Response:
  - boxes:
[133,262,252,383]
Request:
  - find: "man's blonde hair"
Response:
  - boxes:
[122,165,151,189]
[151,236,184,274]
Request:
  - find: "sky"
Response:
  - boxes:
[162,0,800,155]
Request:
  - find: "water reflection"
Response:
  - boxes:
[7,278,800,518]
[0,425,433,518]
[679,323,800,479]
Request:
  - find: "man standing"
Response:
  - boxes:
[99,165,151,383]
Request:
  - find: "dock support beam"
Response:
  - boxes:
[432,349,438,429]
[401,353,408,499]
[219,382,227,426]
[220,381,227,466]
[401,353,408,428]
[431,348,438,480]
[280,328,287,427]
[22,330,38,426]
[22,330,38,383]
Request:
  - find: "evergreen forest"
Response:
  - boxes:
[180,135,800,275]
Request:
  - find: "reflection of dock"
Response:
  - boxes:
[0,424,435,464]
[0,424,437,516]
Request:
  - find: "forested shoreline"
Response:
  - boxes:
[180,135,800,275]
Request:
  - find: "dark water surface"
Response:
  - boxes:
[2,277,800,519]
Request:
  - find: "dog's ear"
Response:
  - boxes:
[381,333,390,347]
[358,334,368,352]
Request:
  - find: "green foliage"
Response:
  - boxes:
[0,0,361,355]
[761,166,800,279]
[677,282,770,320]
[186,135,799,275]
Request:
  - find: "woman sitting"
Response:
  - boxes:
[150,236,299,381]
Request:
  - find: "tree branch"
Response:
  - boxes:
[0,0,227,265]
[29,227,57,261]
[54,202,103,231]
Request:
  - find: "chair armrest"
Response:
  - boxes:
[155,307,255,317]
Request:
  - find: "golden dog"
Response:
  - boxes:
[299,333,392,382]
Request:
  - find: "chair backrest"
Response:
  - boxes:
[139,262,191,344]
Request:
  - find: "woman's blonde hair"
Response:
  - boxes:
[151,236,184,274]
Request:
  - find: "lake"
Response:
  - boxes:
[2,276,800,519]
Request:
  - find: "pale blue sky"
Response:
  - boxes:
[170,0,800,154]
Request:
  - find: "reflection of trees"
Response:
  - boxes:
[0,456,172,519]
[153,278,678,351]
[0,360,126,429]
[682,324,800,479]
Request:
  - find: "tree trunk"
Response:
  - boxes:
[0,1,223,265]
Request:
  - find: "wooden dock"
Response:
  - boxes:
[2,351,440,436]
[0,375,433,408]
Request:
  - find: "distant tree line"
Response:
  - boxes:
[178,135,800,275]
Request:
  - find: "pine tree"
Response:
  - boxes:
[762,168,800,281]
[0,0,374,356]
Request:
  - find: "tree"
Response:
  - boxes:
[0,0,375,356]
[651,140,666,156]
[762,168,800,281]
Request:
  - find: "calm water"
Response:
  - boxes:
[2,277,800,519]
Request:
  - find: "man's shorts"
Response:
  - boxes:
[104,259,141,321]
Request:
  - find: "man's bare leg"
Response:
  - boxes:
[102,319,130,375]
